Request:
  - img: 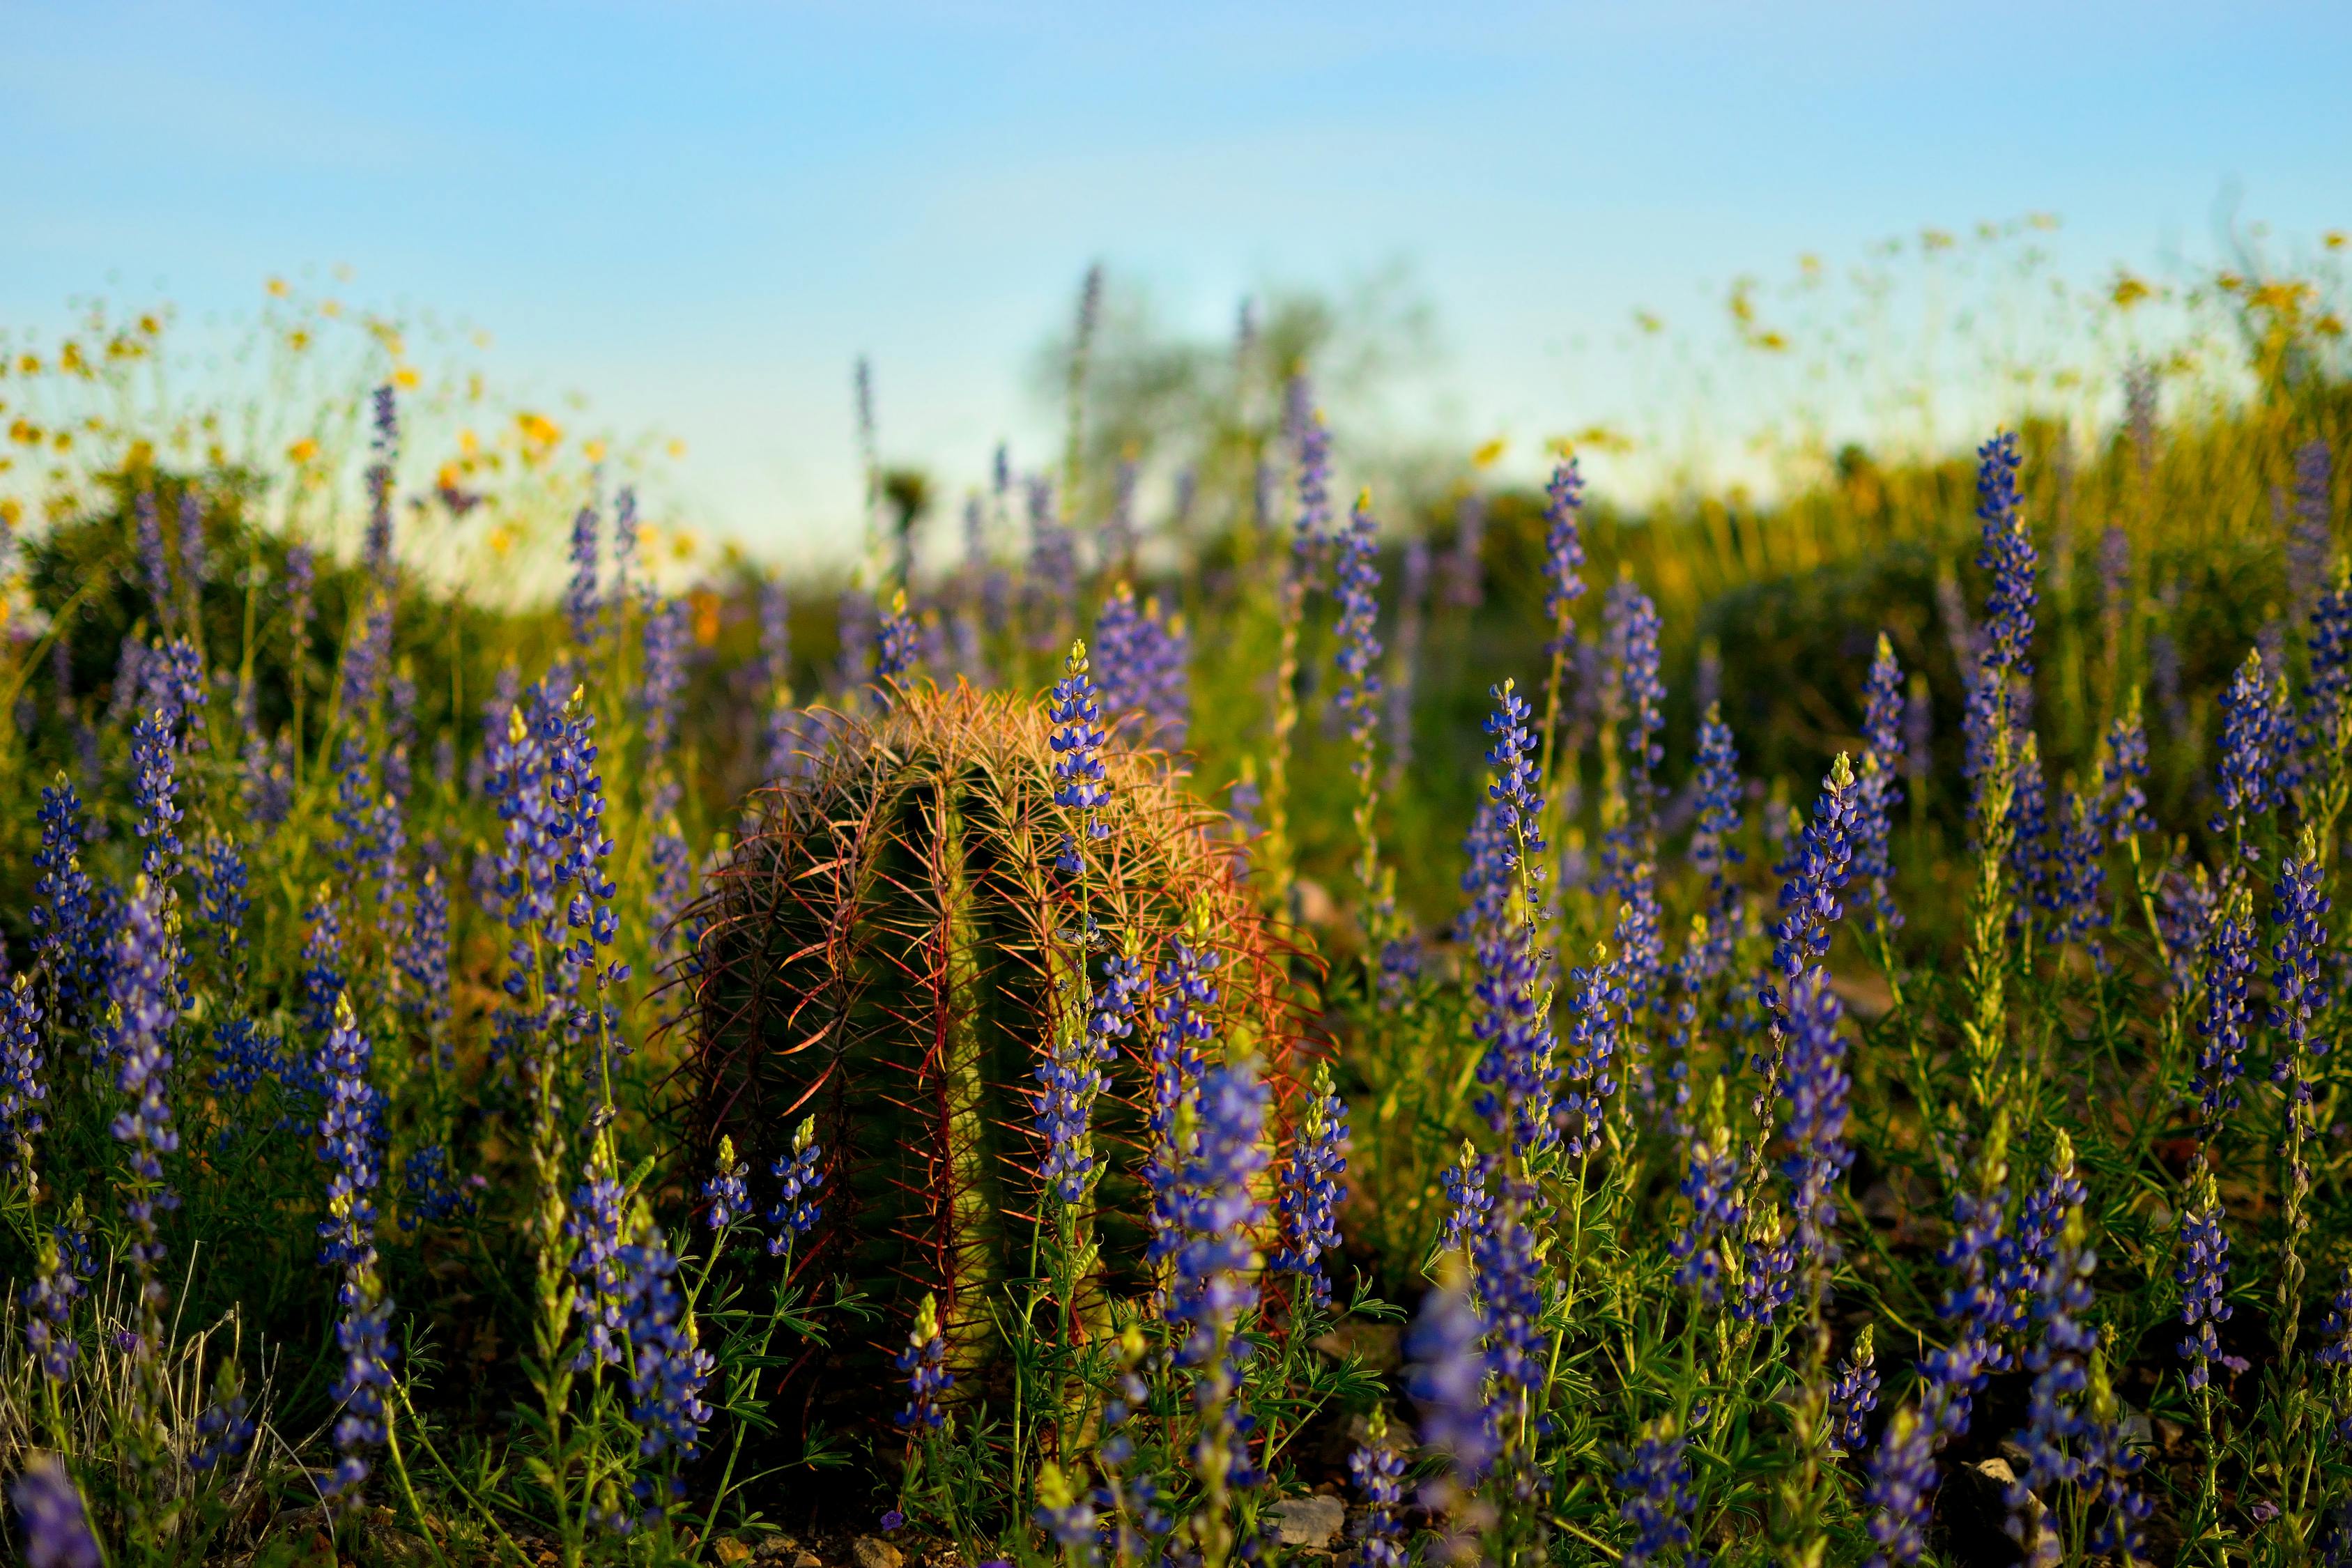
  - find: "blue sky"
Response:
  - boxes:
[6,0,2348,560]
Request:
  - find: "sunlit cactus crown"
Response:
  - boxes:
[683,681,1307,1421]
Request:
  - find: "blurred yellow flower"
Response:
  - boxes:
[392,366,421,390]
[666,438,687,459]
[138,314,162,336]
[2027,212,2061,231]
[584,440,608,463]
[691,588,722,645]
[488,524,517,558]
[1755,331,1789,352]
[1634,310,1663,335]
[287,437,320,464]
[671,528,699,561]
[1921,229,1956,252]
[1470,437,1507,469]
[266,277,289,298]
[459,429,480,456]
[16,355,39,376]
[2327,231,2348,251]
[2319,314,2346,339]
[289,330,312,352]
[516,412,562,447]
[0,498,20,528]
[2110,275,2151,309]
[321,300,342,318]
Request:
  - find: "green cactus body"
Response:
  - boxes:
[686,686,1306,1443]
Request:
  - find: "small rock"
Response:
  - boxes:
[753,1538,799,1564]
[714,1540,756,1567]
[1269,1495,1347,1548]
[854,1537,906,1568]
[793,1553,822,1568]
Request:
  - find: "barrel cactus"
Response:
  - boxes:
[684,671,1311,1441]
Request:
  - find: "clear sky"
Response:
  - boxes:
[6,0,2348,560]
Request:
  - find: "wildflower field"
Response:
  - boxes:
[1,243,2351,1568]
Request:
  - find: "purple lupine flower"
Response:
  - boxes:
[1670,1096,1744,1302]
[1686,707,1746,983]
[394,866,452,1040]
[1854,636,1906,933]
[2177,1171,2241,1390]
[1977,431,2035,675]
[873,590,921,685]
[298,888,346,1040]
[765,1116,825,1255]
[1762,755,1858,1029]
[1406,1268,1498,1511]
[2191,893,2257,1136]
[108,879,181,1323]
[1437,1144,1491,1258]
[567,1168,629,1371]
[1615,1415,1698,1568]
[190,1371,257,1473]
[563,505,601,647]
[2005,1208,2098,1561]
[1332,493,1384,755]
[2076,1349,2153,1565]
[1472,1177,1550,1506]
[2212,648,2280,840]
[1555,948,1620,1158]
[2102,700,2155,845]
[1295,410,1334,574]
[703,1137,751,1234]
[1962,433,2036,815]
[2270,840,2330,1208]
[1385,537,1431,794]
[889,1288,945,1438]
[2292,440,2334,624]
[2042,789,2110,970]
[22,1220,91,1385]
[1270,1063,1350,1306]
[1160,1055,1272,1358]
[1346,1409,1408,1568]
[1542,461,1587,655]
[315,994,383,1270]
[2306,567,2352,780]
[610,486,639,593]
[30,779,100,1020]
[1037,942,1143,1207]
[0,977,45,1182]
[340,593,394,717]
[1831,1326,1881,1452]
[641,592,689,754]
[1990,1143,2087,1351]
[10,1456,100,1568]
[135,491,172,618]
[364,384,398,582]
[1780,966,1852,1286]
[1143,933,1219,1257]
[398,1144,477,1229]
[617,1221,714,1471]
[129,644,204,880]
[1047,641,1110,875]
[318,1000,395,1505]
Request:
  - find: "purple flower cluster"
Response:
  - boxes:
[766,1116,826,1255]
[1762,755,1857,1029]
[1831,1328,1881,1452]
[1093,587,1190,749]
[0,975,47,1181]
[1615,1415,1699,1568]
[1037,945,1143,1206]
[564,503,602,646]
[1048,642,1111,875]
[1271,1063,1350,1306]
[2211,648,2281,839]
[2176,1174,2239,1391]
[1346,1411,1408,1568]
[2190,894,2256,1135]
[1332,494,1385,759]
[1543,461,1586,653]
[1854,636,1906,933]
